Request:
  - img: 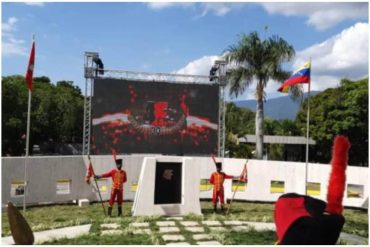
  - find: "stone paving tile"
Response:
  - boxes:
[192,234,212,241]
[166,217,184,221]
[101,229,123,235]
[340,232,368,245]
[101,223,120,229]
[130,222,150,228]
[162,234,185,241]
[231,226,250,232]
[159,227,181,233]
[202,220,222,226]
[157,221,176,227]
[184,226,205,233]
[208,226,227,232]
[166,242,190,245]
[223,220,243,226]
[180,221,199,227]
[196,241,222,245]
[243,222,275,231]
[132,229,151,235]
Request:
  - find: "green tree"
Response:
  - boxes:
[2,75,29,155]
[225,102,255,158]
[2,75,84,156]
[225,32,295,159]
[296,78,368,166]
[31,77,58,147]
[54,81,84,143]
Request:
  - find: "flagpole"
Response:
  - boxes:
[23,79,32,214]
[304,58,311,195]
[23,35,34,213]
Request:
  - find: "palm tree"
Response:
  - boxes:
[225,31,295,159]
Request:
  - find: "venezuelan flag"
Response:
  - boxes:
[278,62,311,93]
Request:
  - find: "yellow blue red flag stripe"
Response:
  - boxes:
[278,62,311,92]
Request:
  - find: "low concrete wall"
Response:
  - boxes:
[2,156,368,209]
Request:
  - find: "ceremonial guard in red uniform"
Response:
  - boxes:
[274,136,349,245]
[210,162,237,213]
[95,159,127,217]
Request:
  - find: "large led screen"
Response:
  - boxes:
[91,78,219,155]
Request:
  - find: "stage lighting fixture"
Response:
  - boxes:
[92,57,104,75]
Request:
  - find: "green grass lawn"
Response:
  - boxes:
[2,200,368,244]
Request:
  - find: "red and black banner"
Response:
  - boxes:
[91,78,219,155]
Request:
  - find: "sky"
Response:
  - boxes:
[1,2,369,100]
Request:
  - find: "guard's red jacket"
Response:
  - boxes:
[101,169,127,190]
[210,172,233,191]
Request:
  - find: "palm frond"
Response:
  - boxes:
[227,67,253,98]
[225,31,295,99]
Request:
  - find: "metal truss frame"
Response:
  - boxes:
[83,52,227,157]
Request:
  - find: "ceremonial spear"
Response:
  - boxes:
[86,155,107,217]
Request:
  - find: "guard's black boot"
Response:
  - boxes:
[118,206,122,217]
[213,205,217,213]
[108,207,112,217]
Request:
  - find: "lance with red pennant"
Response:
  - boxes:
[211,154,217,165]
[227,160,248,215]
[85,155,107,217]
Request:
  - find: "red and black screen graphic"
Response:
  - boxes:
[91,78,219,155]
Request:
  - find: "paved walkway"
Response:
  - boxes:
[1,220,367,245]
[128,219,367,245]
[1,224,91,245]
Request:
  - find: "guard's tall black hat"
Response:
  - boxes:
[215,162,222,170]
[115,159,123,165]
[274,193,344,245]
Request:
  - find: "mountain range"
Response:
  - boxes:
[232,91,320,120]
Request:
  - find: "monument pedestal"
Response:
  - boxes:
[132,156,202,216]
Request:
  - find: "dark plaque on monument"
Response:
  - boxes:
[154,162,182,204]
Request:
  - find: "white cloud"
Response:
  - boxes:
[24,2,45,7]
[173,55,220,76]
[260,2,368,31]
[2,17,18,32]
[294,22,368,90]
[198,3,242,17]
[3,42,27,56]
[2,17,27,56]
[146,2,244,18]
[175,22,368,100]
[146,2,192,10]
[146,2,367,28]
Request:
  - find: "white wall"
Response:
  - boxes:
[199,158,368,208]
[2,156,368,209]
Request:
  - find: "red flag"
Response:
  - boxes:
[25,40,35,91]
[239,163,248,182]
[85,161,95,184]
[111,148,117,161]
